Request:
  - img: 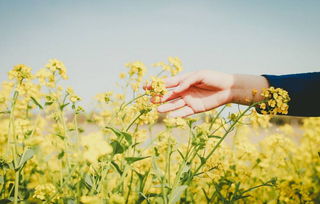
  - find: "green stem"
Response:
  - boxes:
[126,112,143,132]
[208,105,227,131]
[74,112,80,151]
[125,170,134,203]
[58,109,71,169]
[14,170,20,204]
[8,90,19,204]
[161,177,168,204]
[120,93,147,112]
[241,183,272,195]
[191,104,258,182]
[156,70,165,77]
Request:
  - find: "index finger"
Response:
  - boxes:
[143,73,186,90]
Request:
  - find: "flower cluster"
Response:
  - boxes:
[66,87,81,103]
[259,86,290,115]
[45,59,68,80]
[8,64,33,82]
[33,183,58,200]
[36,59,68,87]
[153,56,183,76]
[145,76,167,102]
[126,61,146,80]
[95,91,113,103]
[163,117,187,129]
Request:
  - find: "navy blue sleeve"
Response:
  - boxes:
[261,72,320,117]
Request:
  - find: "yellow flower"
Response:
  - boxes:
[96,91,113,103]
[66,87,81,103]
[163,117,187,128]
[119,72,126,79]
[80,196,103,204]
[145,77,167,100]
[168,56,183,76]
[45,59,68,80]
[153,57,183,76]
[259,103,266,110]
[33,183,58,201]
[8,64,33,82]
[252,89,258,96]
[125,61,146,82]
[260,86,290,115]
[109,193,125,204]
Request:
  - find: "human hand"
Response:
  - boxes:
[151,70,234,117]
[145,70,269,118]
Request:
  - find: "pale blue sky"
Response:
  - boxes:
[1,0,319,106]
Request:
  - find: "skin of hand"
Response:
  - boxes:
[147,70,269,118]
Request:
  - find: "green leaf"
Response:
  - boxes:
[231,182,241,201]
[0,199,12,204]
[152,157,164,178]
[111,161,123,175]
[125,156,150,165]
[197,153,206,165]
[106,127,132,145]
[201,188,210,202]
[177,149,185,160]
[0,160,9,169]
[30,96,43,109]
[180,163,190,175]
[60,103,70,111]
[45,101,53,106]
[111,141,124,154]
[106,126,121,137]
[234,195,250,201]
[122,131,132,145]
[56,134,65,140]
[131,142,141,148]
[17,149,34,170]
[180,164,192,184]
[84,174,94,189]
[168,185,188,204]
[58,151,65,159]
[134,169,150,198]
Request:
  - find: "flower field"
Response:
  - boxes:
[0,58,319,203]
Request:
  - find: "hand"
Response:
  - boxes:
[148,70,269,118]
[153,70,234,117]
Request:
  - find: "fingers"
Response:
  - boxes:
[143,73,189,90]
[157,99,185,113]
[159,89,232,118]
[173,73,202,94]
[151,90,180,104]
[163,75,181,88]
[168,106,195,118]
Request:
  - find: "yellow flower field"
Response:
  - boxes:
[0,58,319,203]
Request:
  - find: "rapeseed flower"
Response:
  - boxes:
[8,64,33,82]
[260,86,290,115]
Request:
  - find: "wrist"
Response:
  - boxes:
[230,74,269,105]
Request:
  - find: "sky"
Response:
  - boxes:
[0,0,319,106]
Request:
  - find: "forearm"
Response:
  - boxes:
[230,74,269,105]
